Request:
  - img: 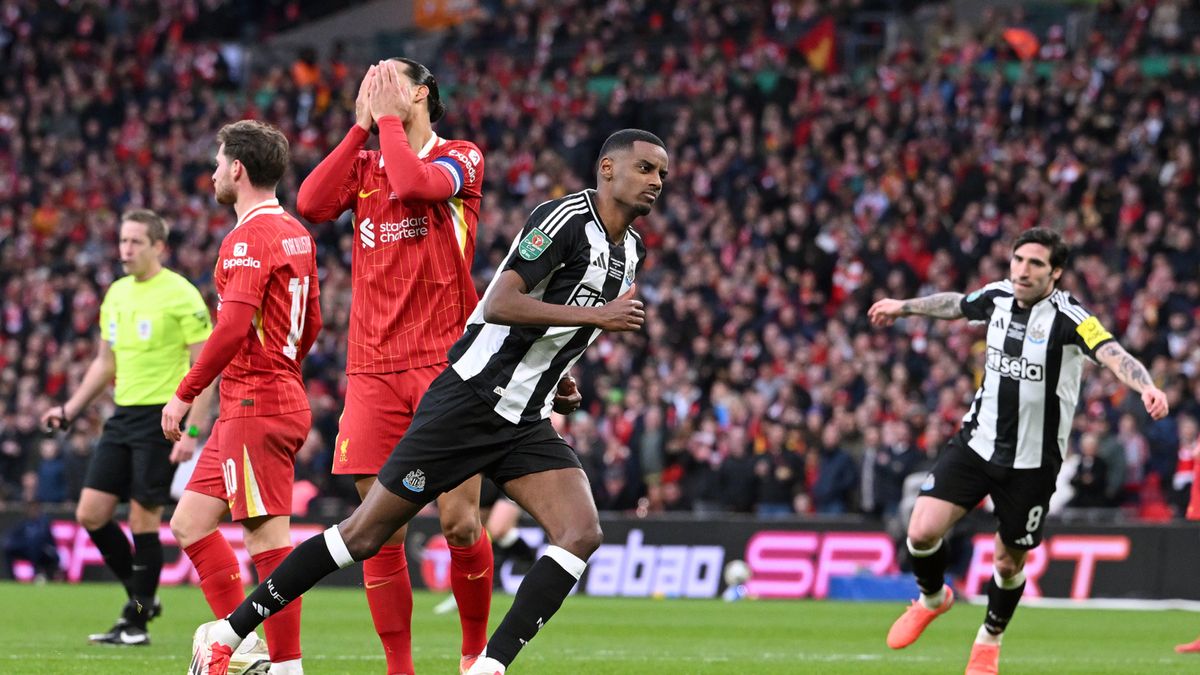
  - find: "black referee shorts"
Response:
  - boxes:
[378,369,582,505]
[83,404,176,507]
[920,436,1059,550]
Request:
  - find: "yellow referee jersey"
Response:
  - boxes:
[99,268,212,406]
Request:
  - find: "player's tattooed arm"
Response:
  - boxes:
[1095,341,1169,419]
[868,293,964,326]
[1095,342,1154,391]
[901,293,965,319]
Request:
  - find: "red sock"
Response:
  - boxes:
[253,547,302,663]
[449,532,493,656]
[363,543,414,675]
[184,531,245,619]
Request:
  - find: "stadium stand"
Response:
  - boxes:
[1,0,1198,526]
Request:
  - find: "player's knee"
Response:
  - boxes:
[553,520,603,559]
[442,515,482,548]
[75,504,106,531]
[339,523,385,562]
[993,556,1023,580]
[905,526,942,551]
[169,510,206,548]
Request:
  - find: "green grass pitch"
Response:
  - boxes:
[1,582,1198,673]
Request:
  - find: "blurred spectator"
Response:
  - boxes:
[810,427,858,515]
[717,427,757,513]
[3,501,59,581]
[754,422,804,517]
[861,422,921,519]
[1070,433,1110,509]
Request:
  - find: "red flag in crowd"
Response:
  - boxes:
[798,16,837,72]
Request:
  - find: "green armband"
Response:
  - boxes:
[186,425,201,438]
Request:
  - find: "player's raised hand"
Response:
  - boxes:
[1142,386,1169,420]
[161,394,191,443]
[594,283,644,332]
[552,375,582,415]
[868,298,905,327]
[369,60,413,123]
[355,65,378,131]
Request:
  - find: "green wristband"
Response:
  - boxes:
[186,425,201,438]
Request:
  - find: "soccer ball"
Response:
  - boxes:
[723,559,751,586]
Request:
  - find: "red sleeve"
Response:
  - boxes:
[377,116,456,201]
[296,126,368,223]
[298,269,322,360]
[175,300,256,403]
[218,231,271,307]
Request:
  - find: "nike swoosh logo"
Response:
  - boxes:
[364,579,391,589]
[358,188,381,199]
[467,569,490,581]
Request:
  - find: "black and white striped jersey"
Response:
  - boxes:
[448,189,645,423]
[956,280,1116,470]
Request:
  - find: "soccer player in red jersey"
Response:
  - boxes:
[295,58,491,675]
[162,120,322,675]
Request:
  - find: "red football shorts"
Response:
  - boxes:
[186,410,311,521]
[333,364,445,476]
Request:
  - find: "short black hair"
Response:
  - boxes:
[1013,227,1069,269]
[597,129,666,165]
[391,57,446,123]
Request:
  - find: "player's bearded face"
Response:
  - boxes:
[1010,243,1060,305]
[212,146,237,205]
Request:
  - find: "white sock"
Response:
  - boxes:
[269,658,303,674]
[466,656,505,674]
[976,624,1002,646]
[212,620,242,649]
[920,586,946,610]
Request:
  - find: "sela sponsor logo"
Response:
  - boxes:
[986,346,1044,381]
[359,217,429,248]
[448,149,478,184]
[403,469,426,493]
[223,256,261,270]
[281,236,312,256]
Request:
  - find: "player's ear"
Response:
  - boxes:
[231,159,243,182]
[599,156,613,182]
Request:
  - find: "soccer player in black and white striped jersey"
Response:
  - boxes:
[187,129,668,675]
[868,228,1168,675]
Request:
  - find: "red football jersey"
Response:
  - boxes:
[214,199,320,419]
[310,130,483,374]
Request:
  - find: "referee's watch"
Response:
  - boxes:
[186,424,201,439]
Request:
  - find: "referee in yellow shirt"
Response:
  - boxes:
[39,209,216,646]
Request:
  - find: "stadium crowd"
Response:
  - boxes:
[1,0,1198,525]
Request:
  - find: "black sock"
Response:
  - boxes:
[984,574,1026,635]
[125,532,162,625]
[486,553,582,665]
[88,521,134,596]
[908,539,948,596]
[228,531,342,638]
